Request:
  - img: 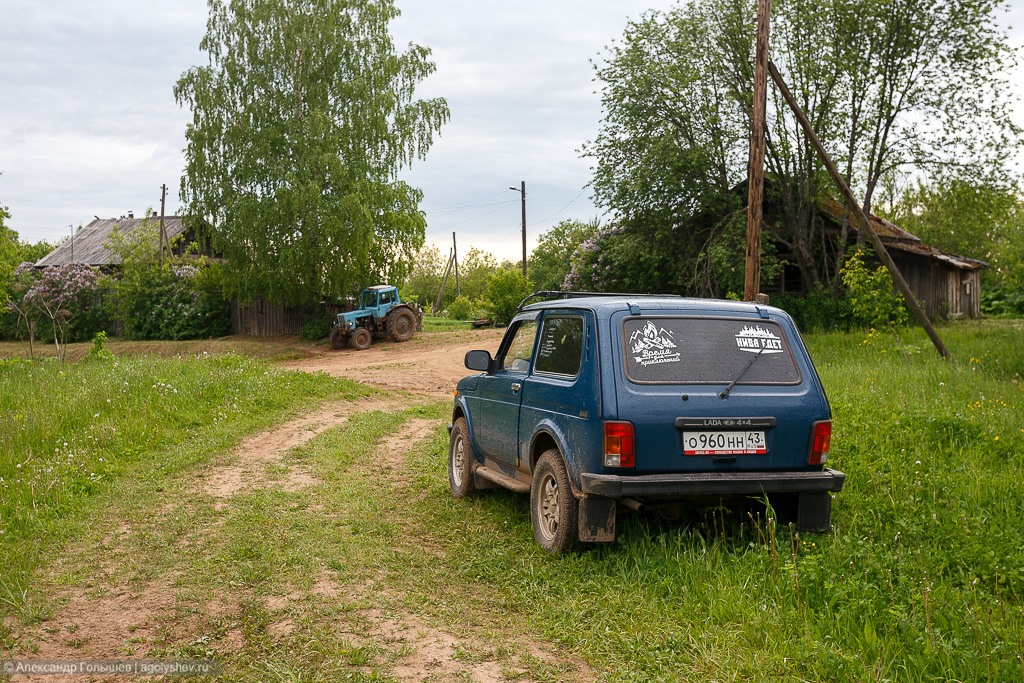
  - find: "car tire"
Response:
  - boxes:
[329,327,348,349]
[531,449,579,554]
[351,328,372,350]
[387,309,417,342]
[448,417,477,499]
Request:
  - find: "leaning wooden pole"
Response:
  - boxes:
[767,61,951,360]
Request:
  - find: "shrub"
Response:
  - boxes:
[772,285,858,333]
[841,250,909,329]
[980,284,1024,317]
[114,262,230,340]
[22,262,111,356]
[300,317,332,340]
[443,296,476,321]
[83,331,114,362]
[485,269,532,325]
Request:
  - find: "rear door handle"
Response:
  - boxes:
[511,382,522,392]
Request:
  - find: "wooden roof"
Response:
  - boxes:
[818,198,987,271]
[35,216,188,267]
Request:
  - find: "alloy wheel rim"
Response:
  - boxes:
[539,474,559,538]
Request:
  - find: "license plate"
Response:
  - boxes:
[683,430,766,455]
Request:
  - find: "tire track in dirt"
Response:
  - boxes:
[7,329,596,682]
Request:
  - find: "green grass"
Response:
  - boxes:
[421,315,477,332]
[2,320,1023,681]
[0,352,359,610]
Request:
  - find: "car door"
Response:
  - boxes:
[473,314,539,466]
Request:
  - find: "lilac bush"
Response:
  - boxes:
[22,262,110,354]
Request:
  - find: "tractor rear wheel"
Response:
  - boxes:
[387,308,417,342]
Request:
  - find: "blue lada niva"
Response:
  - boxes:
[448,292,845,553]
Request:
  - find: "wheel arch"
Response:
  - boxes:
[528,423,577,488]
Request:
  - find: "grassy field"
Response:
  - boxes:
[0,320,1022,681]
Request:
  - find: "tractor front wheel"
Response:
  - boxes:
[329,327,348,349]
[351,328,372,350]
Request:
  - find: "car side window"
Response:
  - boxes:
[501,320,538,372]
[535,316,584,377]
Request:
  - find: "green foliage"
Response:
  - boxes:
[401,246,500,314]
[16,239,58,265]
[484,269,531,324]
[841,251,909,329]
[442,296,476,321]
[22,262,110,358]
[400,245,449,310]
[107,222,229,340]
[586,0,1020,294]
[0,201,16,307]
[82,331,113,362]
[772,285,857,333]
[882,177,1024,296]
[528,218,601,291]
[175,0,449,306]
[300,316,331,341]
[981,284,1024,318]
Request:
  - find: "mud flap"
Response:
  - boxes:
[797,491,832,532]
[579,496,616,543]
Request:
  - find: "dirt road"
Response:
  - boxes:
[6,327,600,683]
[282,327,506,397]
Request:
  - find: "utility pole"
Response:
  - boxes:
[744,0,770,303]
[453,232,461,297]
[433,249,454,315]
[159,184,167,268]
[69,225,74,263]
[510,182,526,278]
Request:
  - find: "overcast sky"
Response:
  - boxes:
[2,1,1022,263]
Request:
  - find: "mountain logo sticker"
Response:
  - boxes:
[735,325,784,354]
[630,321,681,367]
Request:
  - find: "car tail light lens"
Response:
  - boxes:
[604,421,635,468]
[808,420,832,465]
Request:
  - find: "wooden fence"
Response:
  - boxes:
[230,297,334,336]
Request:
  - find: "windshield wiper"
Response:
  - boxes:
[719,346,765,400]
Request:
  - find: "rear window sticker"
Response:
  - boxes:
[735,325,784,354]
[629,321,681,367]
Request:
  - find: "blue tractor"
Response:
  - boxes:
[330,285,423,350]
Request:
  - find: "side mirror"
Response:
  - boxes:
[465,350,494,373]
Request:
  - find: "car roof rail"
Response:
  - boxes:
[515,290,681,314]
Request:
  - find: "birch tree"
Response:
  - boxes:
[175,0,449,305]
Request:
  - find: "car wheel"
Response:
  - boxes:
[351,328,372,350]
[448,417,477,498]
[531,449,579,554]
[388,309,417,342]
[329,327,348,349]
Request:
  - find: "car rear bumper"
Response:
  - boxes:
[580,468,845,498]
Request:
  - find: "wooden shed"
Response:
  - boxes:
[818,199,988,319]
[35,214,213,269]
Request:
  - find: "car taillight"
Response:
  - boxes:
[604,421,635,468]
[808,420,832,465]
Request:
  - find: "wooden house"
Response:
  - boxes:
[34,213,214,269]
[819,199,988,319]
[762,195,988,319]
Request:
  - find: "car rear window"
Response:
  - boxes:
[623,316,801,385]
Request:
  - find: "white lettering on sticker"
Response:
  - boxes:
[629,321,682,367]
[735,325,784,354]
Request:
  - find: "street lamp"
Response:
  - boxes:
[509,182,526,278]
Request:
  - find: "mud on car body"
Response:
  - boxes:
[448,292,845,554]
